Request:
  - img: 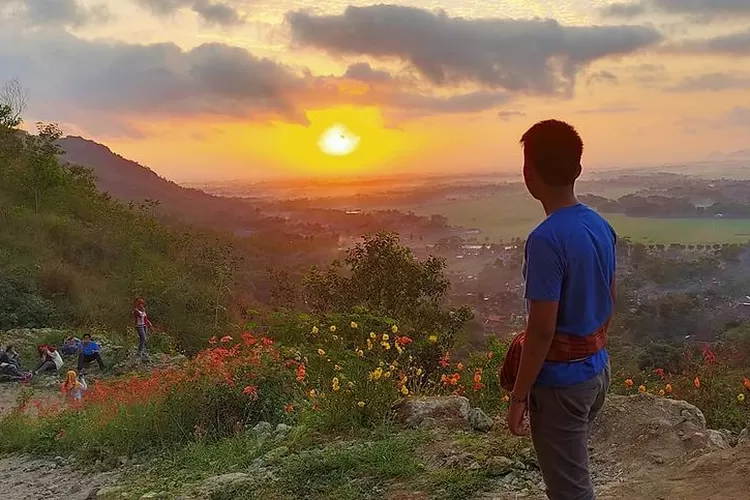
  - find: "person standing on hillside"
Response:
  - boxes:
[500,120,616,500]
[133,298,152,359]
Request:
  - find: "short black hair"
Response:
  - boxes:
[83,333,92,339]
[5,345,13,351]
[520,119,583,186]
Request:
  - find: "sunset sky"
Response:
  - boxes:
[1,0,749,181]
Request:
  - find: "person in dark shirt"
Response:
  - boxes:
[77,334,105,373]
[506,120,616,500]
[0,345,29,381]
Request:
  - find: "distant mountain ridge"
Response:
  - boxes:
[58,136,266,231]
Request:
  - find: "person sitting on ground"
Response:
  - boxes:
[0,345,31,381]
[77,334,105,373]
[133,298,152,358]
[34,344,63,375]
[61,370,87,403]
[60,336,81,356]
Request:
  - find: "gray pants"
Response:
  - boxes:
[529,364,610,500]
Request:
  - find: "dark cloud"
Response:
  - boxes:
[134,0,244,27]
[667,72,750,92]
[286,5,662,96]
[343,63,393,83]
[601,1,750,20]
[587,70,619,86]
[0,0,109,27]
[497,110,526,121]
[0,25,515,137]
[0,27,309,127]
[671,29,750,56]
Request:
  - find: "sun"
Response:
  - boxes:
[318,124,360,156]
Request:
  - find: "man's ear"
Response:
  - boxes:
[574,163,582,181]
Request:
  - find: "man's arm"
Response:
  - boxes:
[511,300,559,401]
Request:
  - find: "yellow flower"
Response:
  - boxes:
[357,401,365,408]
[369,367,383,381]
[332,335,339,341]
[395,344,403,354]
[347,381,354,390]
[382,333,390,341]
[367,339,373,350]
[356,349,364,357]
[738,393,746,403]
[382,341,391,350]
[383,371,392,379]
[311,326,319,334]
[329,325,336,332]
[379,361,385,367]
[332,377,340,391]
[334,364,342,371]
[401,385,409,396]
[308,389,317,398]
[428,335,438,343]
[350,321,358,329]
[456,363,464,371]
[370,332,377,339]
[317,349,326,356]
[416,368,423,376]
[658,389,665,397]
[391,325,398,334]
[638,385,646,393]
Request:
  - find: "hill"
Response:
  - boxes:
[58,136,271,234]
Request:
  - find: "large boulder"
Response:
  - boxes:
[591,394,728,472]
[392,395,471,429]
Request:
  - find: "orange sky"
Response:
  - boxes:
[2,0,750,181]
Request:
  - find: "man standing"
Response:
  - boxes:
[506,120,616,500]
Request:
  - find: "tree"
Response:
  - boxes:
[18,123,65,212]
[303,232,472,347]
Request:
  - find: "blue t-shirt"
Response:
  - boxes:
[80,341,101,356]
[522,203,616,387]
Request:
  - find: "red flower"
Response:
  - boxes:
[654,368,664,378]
[395,336,413,346]
[243,385,258,397]
[220,335,233,344]
[694,377,701,389]
[438,352,451,368]
[743,378,750,391]
[261,337,274,346]
[296,364,306,382]
[209,336,217,345]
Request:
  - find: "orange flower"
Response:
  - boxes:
[665,383,673,394]
[743,378,750,391]
[638,385,646,393]
[472,368,484,391]
[658,389,665,397]
[694,377,701,389]
[502,395,510,403]
[284,403,295,413]
[624,379,633,388]
[242,385,258,397]
[296,364,306,382]
[220,335,233,344]
[456,363,464,371]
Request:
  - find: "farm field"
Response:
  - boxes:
[406,193,750,244]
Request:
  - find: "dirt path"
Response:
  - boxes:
[0,455,121,500]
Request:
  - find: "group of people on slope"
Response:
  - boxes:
[0,298,153,391]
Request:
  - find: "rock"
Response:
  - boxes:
[274,423,292,438]
[200,472,253,493]
[262,445,289,463]
[469,407,494,432]
[140,492,158,499]
[487,456,515,476]
[591,394,727,471]
[252,421,273,439]
[739,427,749,446]
[391,395,471,429]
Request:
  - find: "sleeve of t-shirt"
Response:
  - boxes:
[524,233,564,301]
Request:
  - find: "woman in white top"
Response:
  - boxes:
[34,345,63,375]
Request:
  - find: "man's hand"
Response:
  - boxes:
[507,397,530,436]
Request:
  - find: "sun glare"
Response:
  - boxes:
[319,124,360,156]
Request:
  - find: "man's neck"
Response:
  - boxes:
[540,189,578,216]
